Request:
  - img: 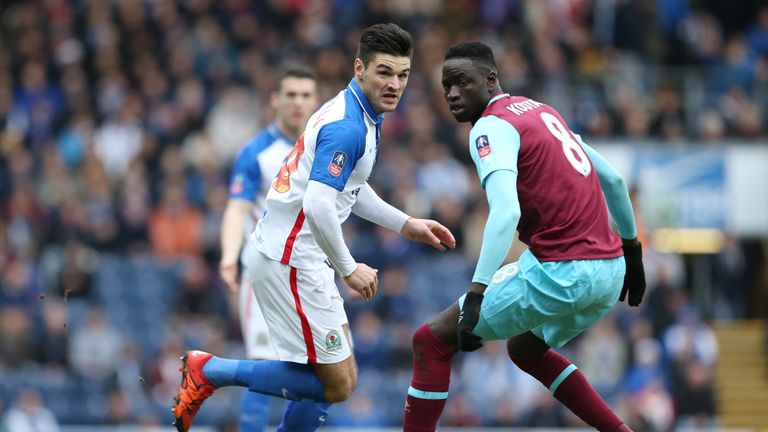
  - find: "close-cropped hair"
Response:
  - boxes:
[277,66,317,91]
[356,23,413,66]
[444,41,497,70]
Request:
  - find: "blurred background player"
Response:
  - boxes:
[219,67,326,431]
[172,23,456,432]
[403,42,646,432]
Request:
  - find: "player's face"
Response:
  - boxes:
[441,58,492,124]
[272,77,318,134]
[355,54,411,114]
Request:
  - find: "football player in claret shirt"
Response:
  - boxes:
[219,67,327,431]
[402,42,646,432]
[172,23,456,432]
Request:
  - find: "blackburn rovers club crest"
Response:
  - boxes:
[328,151,347,177]
[325,330,342,351]
[475,134,491,158]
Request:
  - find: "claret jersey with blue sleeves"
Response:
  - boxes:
[229,123,295,235]
[253,79,382,269]
[470,93,621,262]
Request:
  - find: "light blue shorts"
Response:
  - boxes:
[459,249,625,349]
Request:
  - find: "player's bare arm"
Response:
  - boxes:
[219,198,254,292]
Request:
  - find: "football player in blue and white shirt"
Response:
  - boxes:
[173,24,456,432]
[219,68,324,431]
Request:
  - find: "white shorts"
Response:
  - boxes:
[243,244,351,364]
[238,275,278,360]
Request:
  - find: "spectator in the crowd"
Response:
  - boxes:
[35,299,69,368]
[0,306,36,367]
[351,311,389,370]
[92,96,144,181]
[68,307,125,381]
[576,316,629,398]
[2,388,60,432]
[204,87,261,163]
[11,61,65,147]
[459,340,542,423]
[623,339,676,430]
[326,391,388,427]
[148,180,203,260]
[668,342,717,428]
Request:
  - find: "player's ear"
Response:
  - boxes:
[270,90,279,109]
[486,70,498,90]
[354,58,365,81]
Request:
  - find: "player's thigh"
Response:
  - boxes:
[531,296,616,349]
[462,257,573,342]
[244,250,351,364]
[531,258,625,348]
[506,331,550,358]
[238,275,277,360]
[293,266,352,364]
[311,325,357,388]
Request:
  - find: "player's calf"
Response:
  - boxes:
[403,323,456,432]
[508,344,626,432]
[278,400,330,432]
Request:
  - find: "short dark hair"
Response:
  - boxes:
[444,42,497,71]
[356,23,413,66]
[277,66,317,91]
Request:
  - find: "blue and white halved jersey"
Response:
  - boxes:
[253,79,382,269]
[229,123,295,236]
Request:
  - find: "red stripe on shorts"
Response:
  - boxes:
[281,210,305,265]
[289,266,317,364]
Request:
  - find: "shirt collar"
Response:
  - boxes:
[348,79,384,125]
[267,122,293,143]
[486,92,509,107]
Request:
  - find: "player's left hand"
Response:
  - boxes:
[401,218,456,251]
[620,238,646,307]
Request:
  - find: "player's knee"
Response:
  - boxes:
[506,337,521,359]
[507,332,550,360]
[413,323,455,359]
[412,323,431,349]
[323,374,356,403]
[508,337,549,375]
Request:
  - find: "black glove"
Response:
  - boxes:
[619,239,646,307]
[457,291,484,352]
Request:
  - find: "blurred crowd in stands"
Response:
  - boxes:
[1,0,766,429]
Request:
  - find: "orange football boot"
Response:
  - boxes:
[172,350,217,432]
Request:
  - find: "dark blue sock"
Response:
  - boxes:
[202,356,326,402]
[239,389,270,432]
[277,400,330,432]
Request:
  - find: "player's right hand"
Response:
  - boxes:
[219,261,239,293]
[343,264,378,301]
[619,238,646,307]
